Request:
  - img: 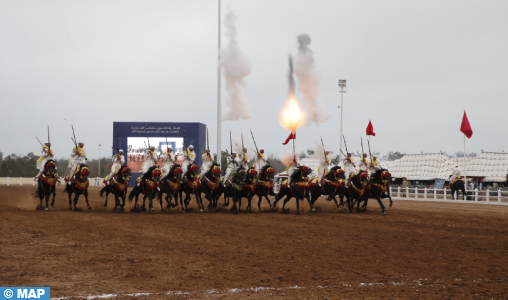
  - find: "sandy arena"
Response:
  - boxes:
[1,185,507,299]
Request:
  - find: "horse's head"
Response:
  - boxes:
[171,165,183,181]
[151,168,162,182]
[358,171,369,183]
[44,160,57,177]
[334,167,345,180]
[119,165,132,182]
[234,167,248,183]
[381,170,391,180]
[78,165,90,181]
[247,168,258,181]
[265,166,275,180]
[189,163,200,177]
[299,165,311,178]
[209,164,221,179]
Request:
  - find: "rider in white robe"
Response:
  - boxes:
[68,142,86,184]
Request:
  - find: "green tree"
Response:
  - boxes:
[387,151,404,161]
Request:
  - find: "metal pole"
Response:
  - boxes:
[99,144,101,178]
[217,0,222,167]
[338,80,346,161]
[464,134,466,191]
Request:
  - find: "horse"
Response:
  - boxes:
[364,169,393,215]
[34,159,58,210]
[237,167,259,213]
[100,165,132,211]
[181,163,205,212]
[254,165,276,211]
[157,164,183,210]
[128,166,162,211]
[200,163,222,208]
[273,165,316,215]
[63,163,91,210]
[309,166,348,211]
[347,171,370,213]
[216,166,248,214]
[450,176,466,200]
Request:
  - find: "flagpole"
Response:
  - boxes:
[464,134,467,191]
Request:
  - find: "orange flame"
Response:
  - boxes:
[279,91,306,133]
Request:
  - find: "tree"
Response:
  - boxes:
[454,151,477,158]
[386,151,404,161]
[331,155,341,165]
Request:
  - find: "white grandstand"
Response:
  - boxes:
[464,152,508,182]
[387,153,454,180]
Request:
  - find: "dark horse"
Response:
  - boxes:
[450,176,466,200]
[34,159,58,210]
[254,165,276,211]
[310,166,348,211]
[128,166,162,211]
[238,167,259,213]
[348,171,370,213]
[200,163,222,208]
[63,163,91,210]
[100,165,132,211]
[273,166,316,215]
[365,169,393,215]
[182,163,205,212]
[216,166,248,214]
[157,164,183,210]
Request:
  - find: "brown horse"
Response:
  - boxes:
[63,163,91,210]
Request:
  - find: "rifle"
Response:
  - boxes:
[116,129,120,153]
[47,126,51,151]
[206,128,211,159]
[36,137,43,146]
[361,137,364,158]
[241,134,244,151]
[367,139,374,168]
[145,123,151,149]
[250,130,259,154]
[320,136,328,164]
[165,128,170,157]
[71,125,86,160]
[229,132,233,158]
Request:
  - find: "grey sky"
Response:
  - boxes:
[1,0,507,161]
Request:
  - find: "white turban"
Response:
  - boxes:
[189,145,194,149]
[119,149,124,152]
[232,151,237,154]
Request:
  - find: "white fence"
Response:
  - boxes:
[0,177,105,187]
[390,186,508,205]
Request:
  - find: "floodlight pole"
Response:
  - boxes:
[338,80,347,161]
[216,0,222,168]
[98,144,101,178]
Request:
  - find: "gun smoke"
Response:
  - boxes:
[221,11,252,121]
[293,34,330,125]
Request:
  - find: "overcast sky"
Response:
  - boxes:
[1,0,507,161]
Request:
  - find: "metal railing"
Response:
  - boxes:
[391,186,508,205]
[0,177,105,187]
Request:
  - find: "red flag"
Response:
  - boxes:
[366,120,376,136]
[460,111,473,139]
[282,131,296,145]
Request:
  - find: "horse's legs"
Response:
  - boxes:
[196,190,204,212]
[282,195,291,211]
[44,186,51,210]
[50,187,56,207]
[147,191,155,211]
[67,189,73,210]
[305,192,315,212]
[375,194,387,214]
[296,196,301,215]
[232,195,238,214]
[84,190,91,209]
[73,191,80,210]
[121,191,127,208]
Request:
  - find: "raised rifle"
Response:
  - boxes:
[36,137,43,146]
[250,130,259,154]
[145,123,151,149]
[367,139,374,168]
[165,128,170,158]
[47,126,51,151]
[116,129,120,153]
[320,136,328,164]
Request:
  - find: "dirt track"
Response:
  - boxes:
[1,185,507,299]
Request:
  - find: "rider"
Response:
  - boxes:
[342,153,357,182]
[35,141,55,180]
[181,145,196,175]
[224,151,239,187]
[238,148,250,169]
[68,142,86,185]
[358,153,369,172]
[160,146,176,181]
[136,145,157,186]
[317,150,331,186]
[367,156,381,176]
[200,149,214,180]
[104,149,125,185]
[253,149,268,174]
[285,154,300,186]
[450,165,462,183]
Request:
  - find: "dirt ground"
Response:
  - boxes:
[1,185,507,299]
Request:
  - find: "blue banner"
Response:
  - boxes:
[0,287,50,300]
[435,178,445,189]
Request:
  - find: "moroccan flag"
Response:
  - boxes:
[282,131,296,145]
[366,120,376,136]
[460,111,473,139]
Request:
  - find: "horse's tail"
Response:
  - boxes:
[99,186,108,198]
[128,186,138,203]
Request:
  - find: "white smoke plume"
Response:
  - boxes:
[280,150,299,166]
[230,135,255,159]
[293,34,331,125]
[221,11,252,121]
